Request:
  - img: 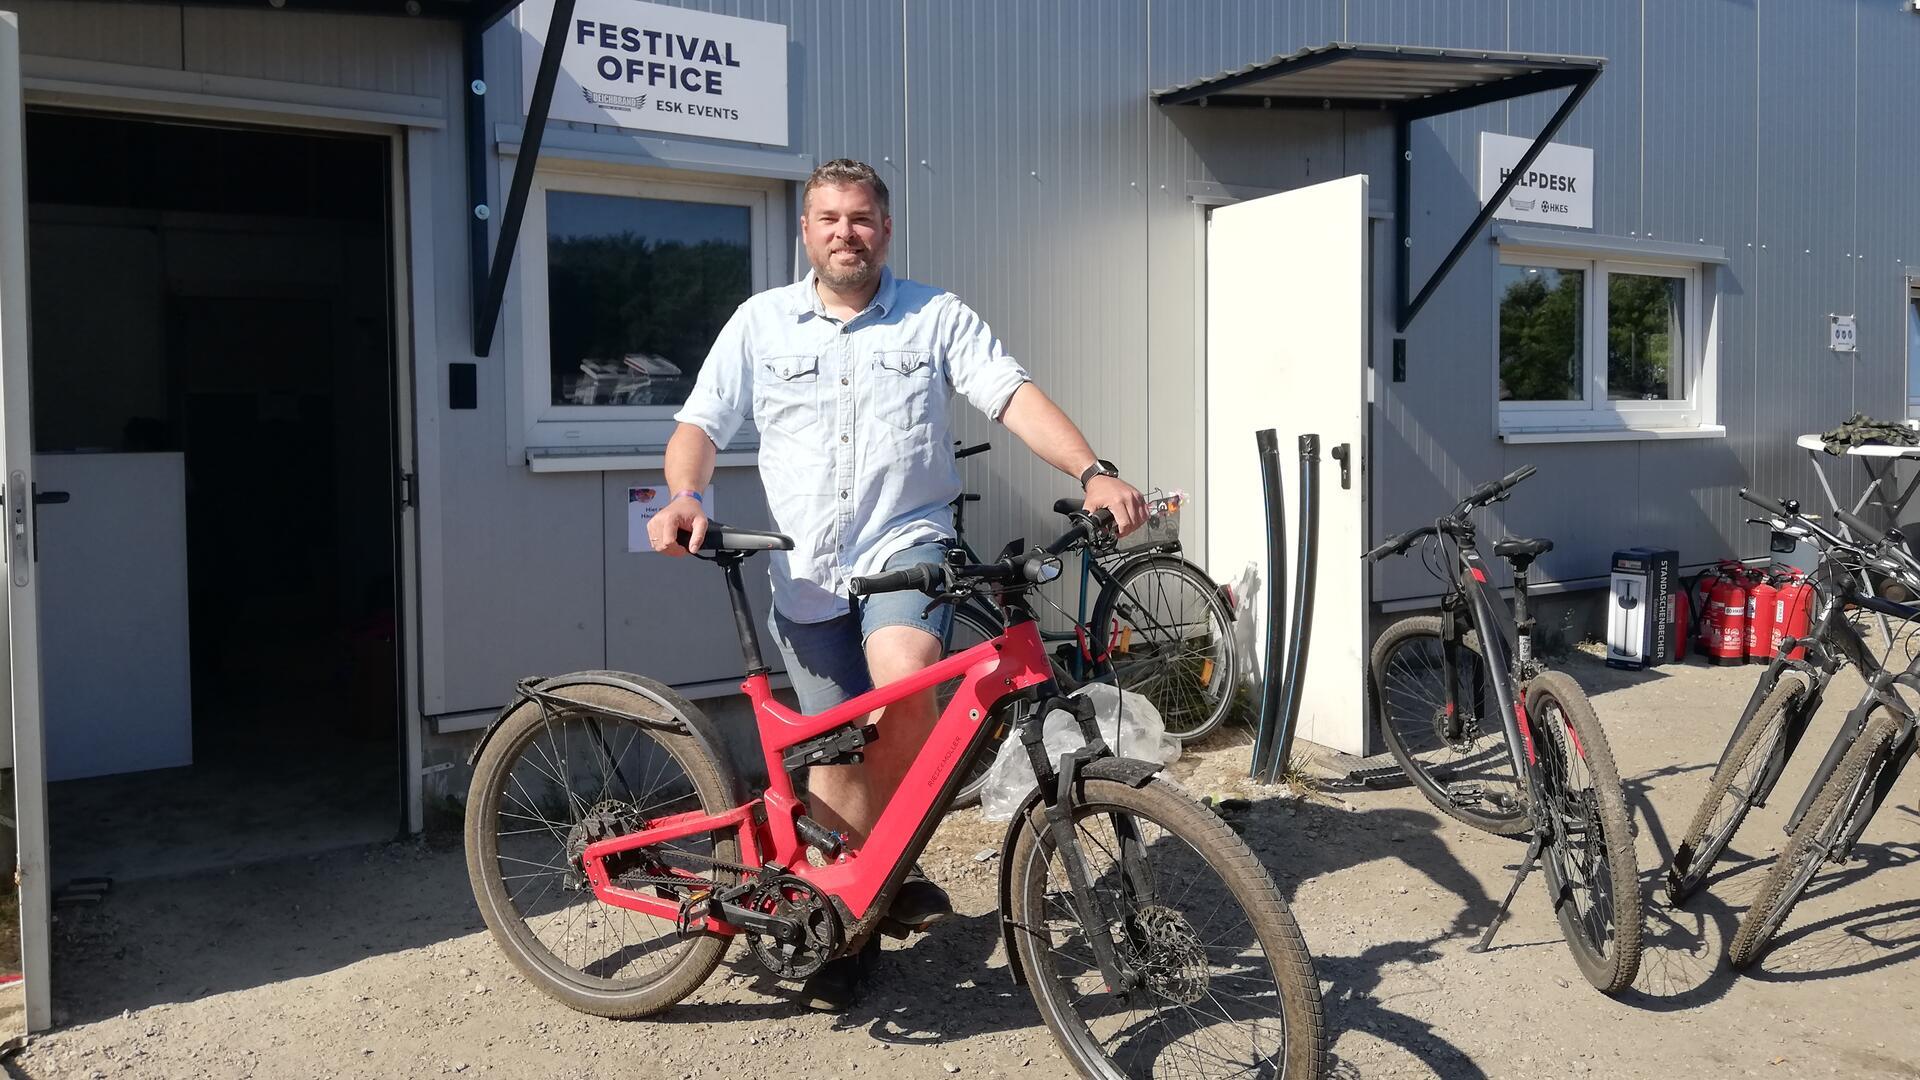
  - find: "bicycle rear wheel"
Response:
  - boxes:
[1091,555,1240,742]
[1371,616,1530,835]
[1666,670,1810,906]
[1728,711,1901,969]
[1529,671,1642,993]
[1007,775,1326,1078]
[464,679,738,1018]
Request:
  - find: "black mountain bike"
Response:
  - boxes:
[1665,492,1920,912]
[1367,465,1642,993]
[1656,491,1920,967]
[942,443,1239,808]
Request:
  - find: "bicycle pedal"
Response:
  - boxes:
[1444,782,1486,807]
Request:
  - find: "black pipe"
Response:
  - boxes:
[1263,434,1320,784]
[721,556,769,676]
[1249,429,1286,780]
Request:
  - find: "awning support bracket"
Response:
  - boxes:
[466,0,575,357]
[1393,66,1600,334]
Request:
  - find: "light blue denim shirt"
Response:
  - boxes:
[675,267,1031,623]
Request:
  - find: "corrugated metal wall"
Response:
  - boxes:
[13,0,1920,719]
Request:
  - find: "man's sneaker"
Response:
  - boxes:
[879,868,953,939]
[800,935,881,1013]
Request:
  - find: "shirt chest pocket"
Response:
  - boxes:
[754,354,822,438]
[871,350,934,432]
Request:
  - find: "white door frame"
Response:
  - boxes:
[16,79,432,836]
[0,9,51,1034]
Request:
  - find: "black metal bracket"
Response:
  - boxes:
[465,0,576,357]
[1393,66,1601,336]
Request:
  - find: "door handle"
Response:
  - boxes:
[32,485,68,562]
[1330,444,1352,490]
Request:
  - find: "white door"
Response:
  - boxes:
[1206,175,1371,756]
[0,9,52,1034]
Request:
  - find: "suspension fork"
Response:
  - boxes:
[1017,692,1140,1000]
[1786,686,1889,836]
[1838,719,1919,854]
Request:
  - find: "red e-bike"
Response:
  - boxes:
[463,508,1326,1078]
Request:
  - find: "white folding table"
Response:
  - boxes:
[1795,431,1920,638]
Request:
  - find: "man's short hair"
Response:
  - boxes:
[803,158,890,217]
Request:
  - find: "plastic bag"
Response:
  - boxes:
[977,683,1182,822]
[1225,561,1262,682]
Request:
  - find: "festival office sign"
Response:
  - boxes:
[518,0,789,147]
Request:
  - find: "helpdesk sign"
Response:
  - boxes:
[518,0,789,146]
[1478,132,1593,229]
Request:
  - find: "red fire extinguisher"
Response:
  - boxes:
[1690,566,1727,658]
[1747,571,1779,664]
[1708,570,1749,665]
[1774,571,1814,661]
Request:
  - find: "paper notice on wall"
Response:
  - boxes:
[628,486,714,553]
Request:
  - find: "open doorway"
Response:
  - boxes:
[25,111,403,883]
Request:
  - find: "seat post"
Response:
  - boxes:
[718,553,769,676]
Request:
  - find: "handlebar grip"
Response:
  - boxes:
[1363,539,1397,561]
[1835,507,1895,544]
[1736,488,1793,518]
[955,441,992,460]
[1053,497,1083,516]
[1502,464,1538,488]
[848,564,939,597]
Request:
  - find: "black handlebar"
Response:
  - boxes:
[1459,464,1538,511]
[1835,507,1901,547]
[1738,488,1796,518]
[848,503,1113,599]
[955,441,991,460]
[848,563,942,598]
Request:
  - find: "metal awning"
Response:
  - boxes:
[1155,42,1601,114]
[1156,43,1606,341]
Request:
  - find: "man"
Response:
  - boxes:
[648,158,1145,1009]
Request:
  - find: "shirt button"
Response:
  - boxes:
[840,377,848,385]
[840,490,849,499]
[840,435,849,443]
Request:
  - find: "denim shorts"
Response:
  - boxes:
[767,541,955,715]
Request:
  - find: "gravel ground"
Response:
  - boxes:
[10,648,1920,1079]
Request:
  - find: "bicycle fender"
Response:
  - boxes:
[465,671,745,803]
[997,755,1163,987]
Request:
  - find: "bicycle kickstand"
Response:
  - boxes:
[1470,831,1544,954]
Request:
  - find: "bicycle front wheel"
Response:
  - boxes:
[1091,555,1240,742]
[1529,671,1642,993]
[464,679,738,1018]
[1666,670,1810,906]
[1371,616,1530,835]
[1007,775,1327,1078]
[1728,711,1901,969]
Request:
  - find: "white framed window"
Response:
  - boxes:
[1494,248,1717,439]
[512,163,788,450]
[1905,286,1920,418]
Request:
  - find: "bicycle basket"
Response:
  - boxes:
[1117,489,1183,551]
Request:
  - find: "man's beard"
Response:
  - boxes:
[816,250,880,291]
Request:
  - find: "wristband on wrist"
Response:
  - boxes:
[674,489,705,504]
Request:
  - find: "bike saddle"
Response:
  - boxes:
[679,524,795,552]
[1493,536,1554,564]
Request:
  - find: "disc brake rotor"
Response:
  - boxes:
[1125,904,1209,1006]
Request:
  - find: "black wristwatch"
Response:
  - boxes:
[1078,458,1120,490]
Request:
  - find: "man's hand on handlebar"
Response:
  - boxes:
[1084,475,1148,537]
[647,494,709,556]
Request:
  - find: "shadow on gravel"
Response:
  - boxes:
[46,838,479,1026]
[1235,789,1499,1078]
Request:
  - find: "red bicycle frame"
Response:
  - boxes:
[578,609,1055,933]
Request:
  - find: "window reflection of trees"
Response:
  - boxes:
[1608,274,1682,401]
[548,229,750,407]
[1498,268,1584,402]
